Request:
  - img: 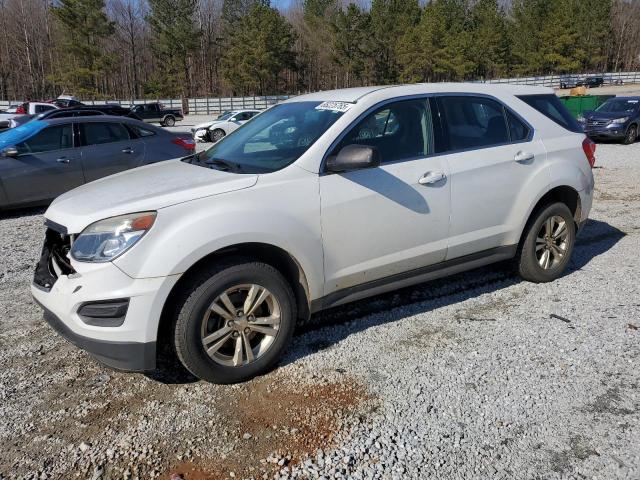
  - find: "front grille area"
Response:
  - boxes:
[587,120,607,127]
[33,228,76,291]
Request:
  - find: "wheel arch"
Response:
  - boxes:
[156,242,311,353]
[518,185,581,246]
[210,126,227,135]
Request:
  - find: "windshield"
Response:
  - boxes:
[216,112,234,121]
[193,101,347,173]
[0,120,47,148]
[596,99,638,114]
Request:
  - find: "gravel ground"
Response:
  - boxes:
[0,141,639,480]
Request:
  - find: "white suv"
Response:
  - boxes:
[31,84,595,384]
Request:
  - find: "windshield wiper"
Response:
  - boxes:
[205,157,243,173]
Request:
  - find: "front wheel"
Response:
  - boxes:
[173,260,296,384]
[516,202,576,283]
[211,128,226,142]
[623,124,637,145]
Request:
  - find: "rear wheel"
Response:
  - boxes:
[173,260,296,384]
[516,202,576,283]
[623,124,637,145]
[163,115,176,127]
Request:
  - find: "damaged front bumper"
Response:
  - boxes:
[31,224,180,371]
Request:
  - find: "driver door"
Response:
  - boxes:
[0,123,85,205]
[319,98,451,297]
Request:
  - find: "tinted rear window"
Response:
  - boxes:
[437,96,510,151]
[517,94,582,133]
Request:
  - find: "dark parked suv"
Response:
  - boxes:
[579,97,640,144]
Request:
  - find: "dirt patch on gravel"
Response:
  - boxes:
[164,376,368,479]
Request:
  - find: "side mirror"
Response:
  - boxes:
[326,144,380,173]
[1,147,18,158]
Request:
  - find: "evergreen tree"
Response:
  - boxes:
[509,0,552,75]
[331,3,370,87]
[539,0,584,73]
[397,0,473,82]
[470,0,509,79]
[221,3,296,94]
[51,0,115,96]
[222,0,269,31]
[574,0,613,71]
[369,0,421,84]
[146,0,200,98]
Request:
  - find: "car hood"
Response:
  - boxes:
[585,111,632,121]
[45,159,258,233]
[194,120,222,130]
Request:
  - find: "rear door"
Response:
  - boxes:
[433,95,547,259]
[0,123,84,204]
[79,121,146,182]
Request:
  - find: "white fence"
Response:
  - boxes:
[2,71,640,113]
[480,71,640,88]
[0,95,292,115]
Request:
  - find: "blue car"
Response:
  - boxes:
[0,117,195,209]
[579,97,640,144]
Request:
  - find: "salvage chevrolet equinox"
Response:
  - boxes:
[32,84,595,384]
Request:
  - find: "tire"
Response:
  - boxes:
[211,128,226,142]
[173,259,296,384]
[516,202,576,283]
[163,115,176,127]
[623,124,637,145]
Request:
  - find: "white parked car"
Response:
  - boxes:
[32,83,595,384]
[0,102,58,125]
[192,109,261,142]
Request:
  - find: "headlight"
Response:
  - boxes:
[610,117,629,124]
[70,212,156,263]
[576,114,585,123]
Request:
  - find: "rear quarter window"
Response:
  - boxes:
[517,94,582,133]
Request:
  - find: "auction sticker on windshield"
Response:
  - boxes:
[315,101,353,112]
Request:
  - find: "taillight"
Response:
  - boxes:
[172,137,195,152]
[582,137,596,168]
[16,104,26,114]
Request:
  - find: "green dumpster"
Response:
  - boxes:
[559,95,615,118]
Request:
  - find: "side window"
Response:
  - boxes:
[437,96,509,151]
[81,122,131,146]
[506,110,530,142]
[35,104,56,114]
[16,124,73,154]
[517,94,582,133]
[334,99,433,163]
[128,124,156,137]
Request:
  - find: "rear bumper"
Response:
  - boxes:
[34,296,156,371]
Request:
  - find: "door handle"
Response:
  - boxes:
[122,147,135,154]
[514,150,534,163]
[418,171,446,185]
[56,157,70,164]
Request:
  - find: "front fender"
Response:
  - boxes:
[113,175,324,300]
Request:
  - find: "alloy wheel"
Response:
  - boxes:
[535,215,569,270]
[212,130,225,142]
[200,284,281,367]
